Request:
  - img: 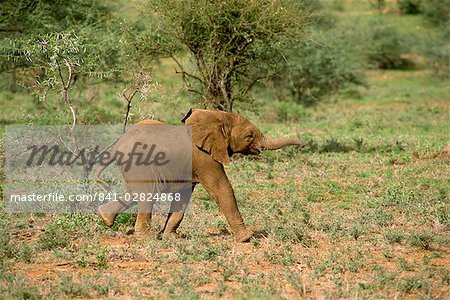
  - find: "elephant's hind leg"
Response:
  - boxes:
[97,199,130,227]
[127,181,160,236]
[161,184,196,238]
[134,194,156,236]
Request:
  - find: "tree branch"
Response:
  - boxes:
[57,60,77,139]
[122,88,138,133]
[0,28,23,33]
[171,55,204,84]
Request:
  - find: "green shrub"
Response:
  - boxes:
[397,0,422,15]
[368,0,386,12]
[423,25,450,79]
[367,24,415,69]
[270,101,310,122]
[422,0,450,26]
[428,44,450,79]
[270,28,365,106]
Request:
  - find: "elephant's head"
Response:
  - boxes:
[182,109,306,164]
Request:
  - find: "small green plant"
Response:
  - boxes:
[216,258,241,282]
[112,213,136,228]
[0,274,42,300]
[368,209,394,227]
[16,243,33,264]
[382,250,394,259]
[92,279,116,296]
[56,273,90,298]
[76,254,89,268]
[38,222,71,250]
[422,252,442,265]
[399,276,428,293]
[203,245,220,261]
[0,229,13,260]
[94,247,109,269]
[384,231,405,244]
[353,137,364,152]
[407,232,434,250]
[271,101,310,123]
[285,270,308,296]
[264,245,296,266]
[378,269,398,287]
[271,225,311,245]
[349,223,366,240]
[398,257,415,271]
[321,138,352,153]
[439,268,450,285]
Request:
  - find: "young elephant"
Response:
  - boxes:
[96,109,306,242]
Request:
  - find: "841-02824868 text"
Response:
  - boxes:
[9,192,182,203]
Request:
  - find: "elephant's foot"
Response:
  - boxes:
[97,207,117,227]
[135,231,156,240]
[162,231,180,239]
[134,212,153,235]
[135,222,152,236]
[234,227,254,242]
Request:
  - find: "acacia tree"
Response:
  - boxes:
[0,0,167,125]
[0,0,119,88]
[144,0,313,112]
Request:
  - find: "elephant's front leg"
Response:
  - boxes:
[199,166,253,242]
[161,184,196,238]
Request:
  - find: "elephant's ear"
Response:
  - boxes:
[183,109,231,165]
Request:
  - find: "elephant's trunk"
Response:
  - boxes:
[261,136,306,151]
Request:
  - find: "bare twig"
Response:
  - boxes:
[58,135,77,156]
[186,87,204,96]
[0,28,23,33]
[57,60,77,130]
[171,55,204,84]
[242,75,266,95]
[171,55,206,99]
[122,87,138,133]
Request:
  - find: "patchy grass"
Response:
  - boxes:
[1,2,449,298]
[1,68,448,299]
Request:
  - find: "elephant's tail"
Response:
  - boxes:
[95,155,116,190]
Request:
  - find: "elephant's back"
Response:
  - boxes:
[135,119,164,126]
